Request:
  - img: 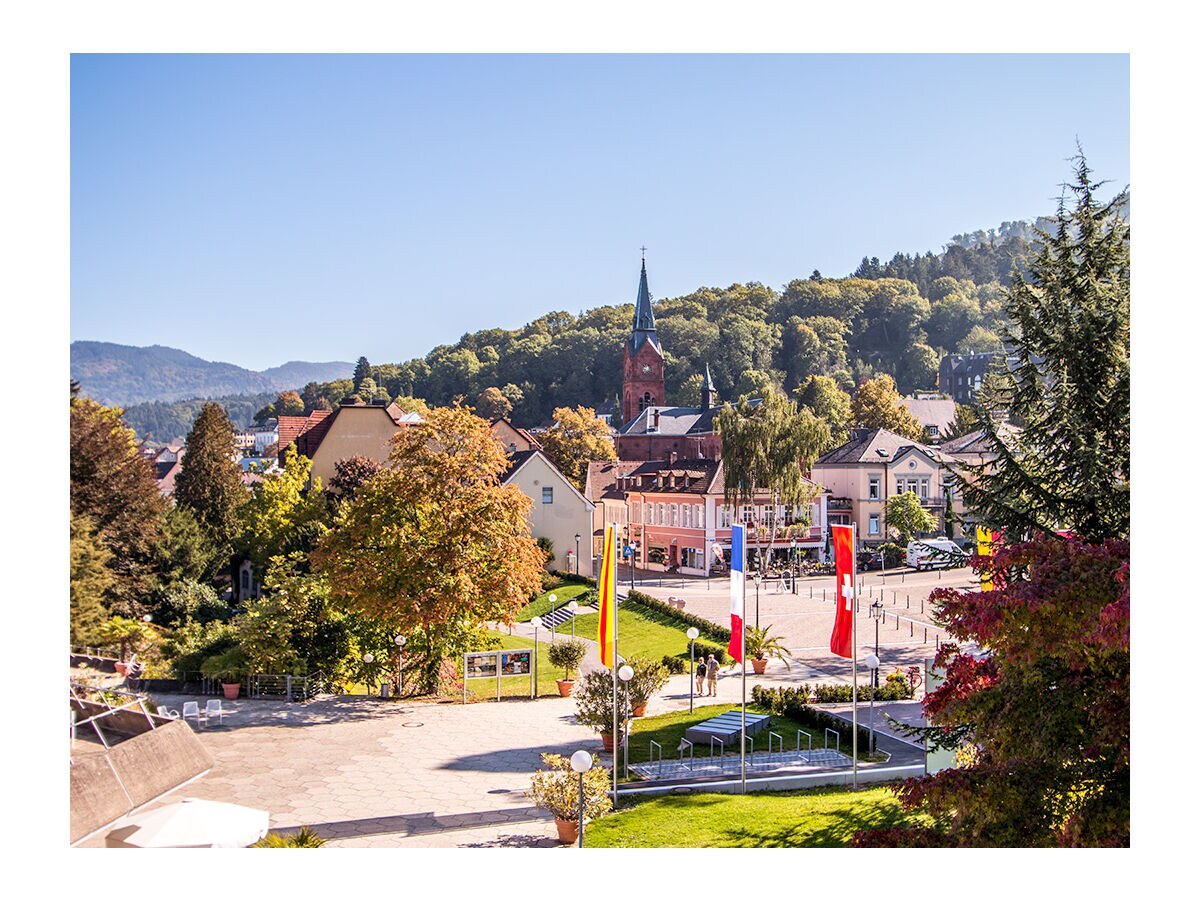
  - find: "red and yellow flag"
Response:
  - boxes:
[597,524,617,667]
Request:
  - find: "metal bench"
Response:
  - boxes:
[684,711,772,748]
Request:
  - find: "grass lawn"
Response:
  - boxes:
[582,784,928,847]
[516,584,592,623]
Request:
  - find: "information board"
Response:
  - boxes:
[463,648,535,701]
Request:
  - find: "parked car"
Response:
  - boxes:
[906,538,968,571]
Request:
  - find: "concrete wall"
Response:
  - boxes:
[70,718,213,844]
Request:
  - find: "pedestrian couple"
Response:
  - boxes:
[695,653,720,697]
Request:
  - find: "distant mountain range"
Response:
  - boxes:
[71,341,354,407]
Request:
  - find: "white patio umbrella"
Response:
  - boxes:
[105,798,270,848]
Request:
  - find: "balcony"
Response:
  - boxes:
[828,497,853,511]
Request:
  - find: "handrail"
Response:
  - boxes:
[825,728,840,753]
[679,738,694,771]
[768,731,783,759]
[796,729,812,753]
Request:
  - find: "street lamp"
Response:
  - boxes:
[394,634,407,696]
[568,600,579,637]
[790,538,798,594]
[547,594,558,641]
[876,448,890,550]
[864,653,880,756]
[530,616,543,697]
[614,664,634,808]
[363,652,375,695]
[869,601,882,687]
[687,627,700,713]
[575,533,582,575]
[569,749,593,848]
[753,570,762,629]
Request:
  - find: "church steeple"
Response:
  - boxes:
[629,255,660,354]
[701,363,718,412]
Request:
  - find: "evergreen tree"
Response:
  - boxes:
[174,402,247,549]
[70,513,114,643]
[70,392,167,615]
[959,154,1129,542]
[353,356,372,392]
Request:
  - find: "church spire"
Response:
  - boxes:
[701,363,718,411]
[629,254,660,354]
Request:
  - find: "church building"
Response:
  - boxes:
[614,256,724,461]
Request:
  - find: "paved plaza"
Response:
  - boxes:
[80,567,964,848]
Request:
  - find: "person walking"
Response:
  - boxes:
[696,656,707,696]
[706,653,719,697]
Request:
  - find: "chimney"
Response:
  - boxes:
[653,409,661,430]
[667,450,678,466]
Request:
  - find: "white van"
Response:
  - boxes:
[906,538,968,571]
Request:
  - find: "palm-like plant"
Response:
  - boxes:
[743,625,792,669]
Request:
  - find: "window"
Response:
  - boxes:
[671,504,679,527]
[658,503,665,525]
[718,505,730,528]
[868,476,880,500]
[695,505,703,529]
[682,504,690,529]
[920,479,929,499]
[241,569,250,590]
[542,487,554,504]
[741,505,754,524]
[868,514,881,536]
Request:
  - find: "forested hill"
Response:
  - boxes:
[70,341,353,407]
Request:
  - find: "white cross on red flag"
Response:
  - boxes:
[829,524,855,658]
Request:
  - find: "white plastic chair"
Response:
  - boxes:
[181,701,200,725]
[205,699,223,726]
[157,706,180,719]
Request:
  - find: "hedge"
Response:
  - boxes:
[626,589,731,643]
[751,685,875,751]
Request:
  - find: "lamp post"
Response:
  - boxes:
[547,594,558,641]
[575,533,582,575]
[753,570,762,629]
[394,634,407,696]
[687,627,700,713]
[614,664,634,808]
[876,447,890,549]
[530,616,543,698]
[864,653,880,756]
[363,652,375,695]
[790,538,798,594]
[568,600,579,637]
[869,601,882,687]
[569,749,593,848]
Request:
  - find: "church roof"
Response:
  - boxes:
[628,257,661,355]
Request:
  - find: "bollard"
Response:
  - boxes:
[936,634,940,650]
[924,627,928,643]
[907,595,910,608]
[921,597,925,614]
[910,620,914,636]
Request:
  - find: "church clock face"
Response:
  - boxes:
[641,364,652,374]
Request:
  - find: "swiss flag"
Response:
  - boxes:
[829,524,855,658]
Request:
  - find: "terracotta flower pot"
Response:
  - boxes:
[556,679,575,697]
[114,662,128,677]
[554,817,579,844]
[222,682,241,700]
[631,702,648,717]
[601,731,626,752]
[751,658,768,675]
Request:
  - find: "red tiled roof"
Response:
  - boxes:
[277,410,334,458]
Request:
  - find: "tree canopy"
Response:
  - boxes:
[539,406,617,490]
[173,402,247,549]
[314,405,545,691]
[849,374,925,441]
[959,155,1129,542]
[883,491,938,546]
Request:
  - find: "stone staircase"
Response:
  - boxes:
[538,591,625,631]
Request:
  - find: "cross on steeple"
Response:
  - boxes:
[640,245,647,259]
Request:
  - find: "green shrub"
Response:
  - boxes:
[750,685,873,751]
[626,590,731,643]
[252,826,326,848]
[693,641,728,666]
[626,655,670,707]
[660,654,687,675]
[547,639,587,679]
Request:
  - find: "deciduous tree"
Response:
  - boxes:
[850,374,925,441]
[474,386,513,421]
[717,389,829,569]
[540,405,616,490]
[314,405,545,692]
[883,490,938,545]
[794,375,852,450]
[328,455,385,502]
[238,447,330,568]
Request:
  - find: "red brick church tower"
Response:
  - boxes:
[621,255,665,424]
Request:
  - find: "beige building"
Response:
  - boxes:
[490,418,541,454]
[502,450,595,575]
[278,399,422,487]
[812,427,953,546]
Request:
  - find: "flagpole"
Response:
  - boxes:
[609,525,620,809]
[851,522,859,789]
[740,559,747,795]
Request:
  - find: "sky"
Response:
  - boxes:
[70,53,1130,370]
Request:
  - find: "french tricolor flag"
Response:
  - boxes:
[728,524,745,663]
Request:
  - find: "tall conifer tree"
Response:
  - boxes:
[174,402,247,549]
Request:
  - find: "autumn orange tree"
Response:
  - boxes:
[540,405,616,489]
[314,404,544,692]
[849,374,924,441]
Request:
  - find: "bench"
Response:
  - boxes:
[684,711,772,748]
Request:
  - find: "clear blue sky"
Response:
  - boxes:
[70,54,1129,370]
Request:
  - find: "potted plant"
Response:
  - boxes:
[625,655,669,717]
[743,625,793,676]
[547,638,587,697]
[528,752,611,843]
[201,647,249,699]
[573,669,632,751]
